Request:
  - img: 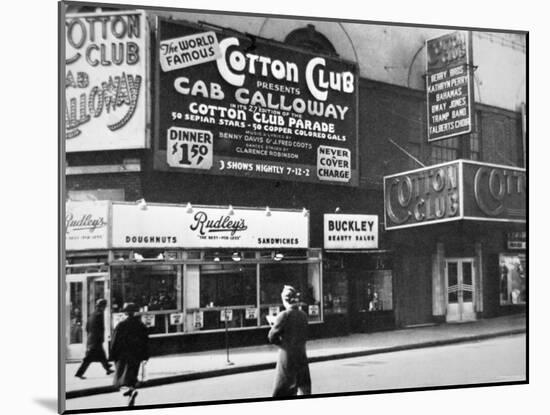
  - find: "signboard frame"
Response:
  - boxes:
[323,213,379,250]
[425,30,474,143]
[65,200,111,250]
[170,312,185,325]
[506,231,527,250]
[461,159,526,224]
[153,17,360,187]
[110,202,310,249]
[64,10,150,152]
[383,160,526,230]
[220,308,233,322]
[383,160,464,231]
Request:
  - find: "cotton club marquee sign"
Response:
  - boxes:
[383,160,526,230]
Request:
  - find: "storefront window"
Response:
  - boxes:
[371,270,393,311]
[186,257,323,332]
[323,269,348,315]
[69,282,83,344]
[499,253,526,305]
[200,264,256,307]
[198,264,257,330]
[111,265,182,335]
[355,270,393,312]
[260,263,321,324]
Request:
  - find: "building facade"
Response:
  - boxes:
[63,4,526,359]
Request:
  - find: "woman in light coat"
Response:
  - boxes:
[268,285,312,397]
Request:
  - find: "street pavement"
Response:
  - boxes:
[65,334,526,410]
[65,313,526,399]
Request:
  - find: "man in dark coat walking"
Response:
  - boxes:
[75,299,113,379]
[110,302,149,407]
[267,285,312,397]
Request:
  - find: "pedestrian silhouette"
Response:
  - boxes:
[110,302,149,406]
[75,299,113,379]
[267,285,312,397]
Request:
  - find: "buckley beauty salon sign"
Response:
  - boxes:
[66,201,110,250]
[324,214,378,249]
[111,203,309,248]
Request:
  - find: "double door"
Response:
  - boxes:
[445,258,476,322]
[66,273,109,361]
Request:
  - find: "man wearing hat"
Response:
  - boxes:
[75,298,114,379]
[110,302,149,407]
[268,285,312,397]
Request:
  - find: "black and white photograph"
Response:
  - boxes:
[5,0,541,414]
[57,0,531,413]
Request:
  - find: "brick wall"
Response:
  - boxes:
[66,172,143,202]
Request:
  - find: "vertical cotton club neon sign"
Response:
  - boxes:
[426,31,473,142]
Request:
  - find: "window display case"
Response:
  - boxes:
[499,253,526,305]
[182,249,323,333]
[196,263,257,330]
[110,264,183,335]
[260,263,321,324]
[323,269,348,315]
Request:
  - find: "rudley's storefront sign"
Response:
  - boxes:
[155,19,358,186]
[66,201,110,250]
[184,207,309,248]
[65,10,148,151]
[324,214,378,249]
[111,203,309,248]
[384,160,526,230]
[111,203,185,248]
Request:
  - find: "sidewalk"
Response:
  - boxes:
[66,313,526,398]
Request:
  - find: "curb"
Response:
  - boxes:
[66,328,525,399]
